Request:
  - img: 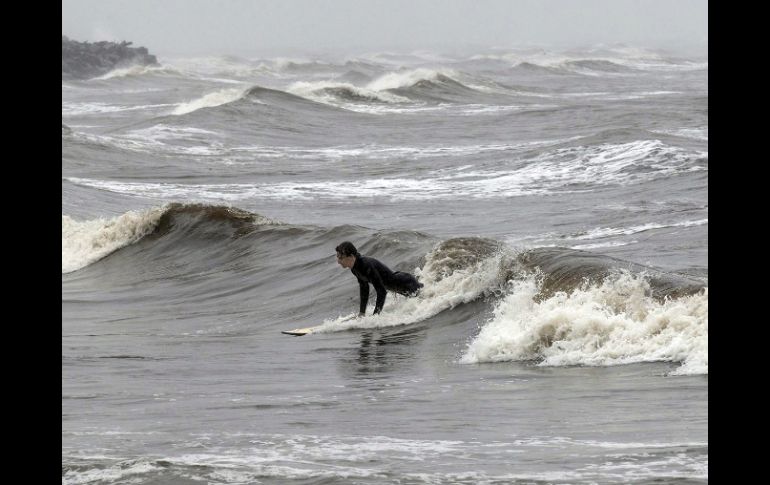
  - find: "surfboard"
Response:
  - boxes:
[281,315,357,336]
[281,325,321,336]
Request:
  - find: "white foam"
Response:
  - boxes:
[604,91,683,100]
[64,139,705,201]
[618,60,709,72]
[62,460,161,485]
[366,68,460,91]
[571,219,709,240]
[339,102,535,115]
[462,104,521,113]
[62,102,175,116]
[558,91,682,100]
[571,240,636,250]
[172,87,248,115]
[70,126,225,157]
[123,124,222,142]
[195,76,244,84]
[162,56,276,79]
[283,73,518,112]
[653,128,709,141]
[65,177,251,201]
[68,441,707,484]
[64,139,704,201]
[508,219,708,250]
[63,432,707,483]
[226,137,577,160]
[72,129,577,160]
[508,436,707,449]
[62,207,166,273]
[426,140,706,196]
[287,80,409,104]
[92,64,174,80]
[461,274,707,375]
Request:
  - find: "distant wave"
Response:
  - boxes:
[65,131,572,159]
[120,50,705,90]
[77,60,698,119]
[242,85,354,113]
[475,50,707,76]
[62,203,278,274]
[563,59,637,74]
[507,218,709,253]
[172,88,247,115]
[63,125,224,158]
[65,139,706,201]
[277,60,339,73]
[509,62,570,75]
[367,69,484,103]
[513,247,706,301]
[652,128,708,141]
[567,219,708,241]
[543,58,704,75]
[282,69,483,107]
[62,101,177,116]
[366,68,461,91]
[93,65,181,80]
[336,70,373,85]
[287,81,409,105]
[165,84,346,116]
[161,56,274,80]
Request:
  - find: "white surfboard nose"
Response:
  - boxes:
[281,326,319,336]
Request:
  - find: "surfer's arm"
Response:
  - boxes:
[358,279,369,315]
[371,270,387,315]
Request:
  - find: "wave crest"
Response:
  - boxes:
[287,81,408,105]
[62,204,278,273]
[461,272,707,374]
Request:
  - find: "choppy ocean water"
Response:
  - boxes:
[62,46,707,484]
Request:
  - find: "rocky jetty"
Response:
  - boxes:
[62,35,159,79]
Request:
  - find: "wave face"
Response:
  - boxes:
[63,44,708,484]
[62,203,277,273]
[62,208,166,273]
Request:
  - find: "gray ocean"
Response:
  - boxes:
[62,46,708,484]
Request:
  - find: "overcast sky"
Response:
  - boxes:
[62,0,708,57]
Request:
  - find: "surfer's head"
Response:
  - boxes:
[335,241,358,269]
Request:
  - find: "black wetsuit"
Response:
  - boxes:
[351,255,423,315]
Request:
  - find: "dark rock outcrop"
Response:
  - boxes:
[62,35,159,79]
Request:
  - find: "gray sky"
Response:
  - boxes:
[62,0,708,57]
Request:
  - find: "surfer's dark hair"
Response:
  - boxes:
[335,241,359,257]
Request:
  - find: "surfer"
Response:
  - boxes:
[335,241,423,316]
